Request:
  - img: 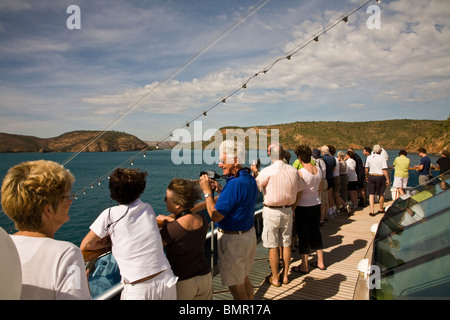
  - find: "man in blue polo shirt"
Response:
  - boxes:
[416,147,431,185]
[199,140,258,300]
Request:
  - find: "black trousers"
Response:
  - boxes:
[295,204,323,255]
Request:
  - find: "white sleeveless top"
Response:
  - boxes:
[90,198,173,284]
[298,167,322,207]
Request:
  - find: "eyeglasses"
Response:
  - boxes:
[62,194,77,201]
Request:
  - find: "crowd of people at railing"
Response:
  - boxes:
[0,142,449,300]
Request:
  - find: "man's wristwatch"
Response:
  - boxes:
[204,193,213,199]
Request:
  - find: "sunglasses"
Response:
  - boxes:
[62,194,77,201]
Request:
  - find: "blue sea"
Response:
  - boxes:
[0,149,439,246]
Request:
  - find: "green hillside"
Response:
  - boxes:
[216,118,449,153]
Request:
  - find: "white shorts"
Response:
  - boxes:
[393,176,408,188]
[121,269,178,300]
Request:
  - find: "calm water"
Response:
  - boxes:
[0,149,439,246]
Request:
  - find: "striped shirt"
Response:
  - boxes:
[256,160,304,207]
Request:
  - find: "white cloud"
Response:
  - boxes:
[1,0,449,140]
[83,0,450,118]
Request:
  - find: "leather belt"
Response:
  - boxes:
[218,228,250,235]
[263,203,294,209]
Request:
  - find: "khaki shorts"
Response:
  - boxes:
[217,227,256,287]
[176,272,212,300]
[262,206,293,248]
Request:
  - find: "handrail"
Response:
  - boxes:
[82,248,111,263]
[387,167,440,171]
[84,199,264,299]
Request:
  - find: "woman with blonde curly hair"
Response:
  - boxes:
[1,160,90,300]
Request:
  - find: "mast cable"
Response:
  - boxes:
[62,0,271,166]
[73,0,376,196]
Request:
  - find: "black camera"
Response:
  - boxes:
[199,171,223,181]
[252,158,261,169]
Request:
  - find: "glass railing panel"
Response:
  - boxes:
[374,207,449,272]
[389,171,450,211]
[377,188,450,238]
[372,252,450,300]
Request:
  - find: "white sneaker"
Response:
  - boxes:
[328,209,334,219]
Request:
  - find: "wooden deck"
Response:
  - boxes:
[212,201,391,300]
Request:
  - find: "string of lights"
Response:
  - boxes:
[61,0,271,167]
[71,0,380,199]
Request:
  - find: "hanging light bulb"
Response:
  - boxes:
[314,36,319,43]
[130,160,134,166]
[286,55,292,61]
[143,151,146,158]
[186,122,190,128]
[203,111,207,117]
[242,83,247,90]
[343,17,348,23]
[97,179,101,186]
[222,98,226,105]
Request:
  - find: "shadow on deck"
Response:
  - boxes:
[212,202,389,300]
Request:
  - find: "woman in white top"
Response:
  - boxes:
[1,160,91,300]
[81,168,177,300]
[292,145,326,274]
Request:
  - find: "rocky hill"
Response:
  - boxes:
[1,119,448,154]
[214,118,449,154]
[0,131,148,153]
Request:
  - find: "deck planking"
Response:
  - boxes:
[212,201,390,300]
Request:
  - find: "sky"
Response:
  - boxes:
[0,0,449,142]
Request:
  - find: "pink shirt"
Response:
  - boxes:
[256,160,304,206]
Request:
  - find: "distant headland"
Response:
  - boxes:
[1,118,448,154]
[0,131,149,153]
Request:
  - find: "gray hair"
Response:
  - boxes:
[269,142,284,161]
[373,144,381,154]
[220,139,246,164]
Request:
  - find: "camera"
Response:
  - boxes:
[252,158,261,169]
[199,171,223,181]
